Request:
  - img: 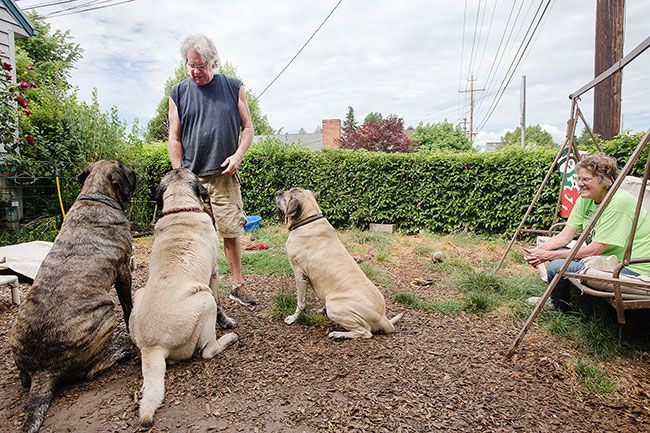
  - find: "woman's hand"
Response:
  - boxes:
[523,247,558,267]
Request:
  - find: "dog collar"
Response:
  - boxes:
[77,193,122,210]
[162,207,205,217]
[289,213,324,231]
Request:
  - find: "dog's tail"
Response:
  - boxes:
[389,312,405,326]
[139,346,168,428]
[21,370,56,433]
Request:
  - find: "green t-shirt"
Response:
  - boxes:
[566,190,650,275]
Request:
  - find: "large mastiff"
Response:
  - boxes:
[276,188,403,339]
[10,160,137,433]
[129,168,238,427]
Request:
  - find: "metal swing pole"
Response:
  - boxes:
[494,100,578,273]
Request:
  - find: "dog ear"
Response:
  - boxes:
[155,181,167,209]
[286,195,302,220]
[195,179,211,204]
[77,162,96,185]
[112,161,137,204]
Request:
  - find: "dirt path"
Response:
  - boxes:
[1,237,649,432]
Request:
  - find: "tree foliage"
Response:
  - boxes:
[145,61,273,141]
[364,112,383,125]
[344,106,357,130]
[499,124,556,150]
[412,120,473,152]
[338,115,414,153]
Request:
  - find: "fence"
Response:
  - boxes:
[0,160,155,242]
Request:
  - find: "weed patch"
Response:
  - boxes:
[574,359,616,395]
[268,291,328,327]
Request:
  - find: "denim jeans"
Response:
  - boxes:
[547,257,640,312]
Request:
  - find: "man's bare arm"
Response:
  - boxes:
[168,97,183,169]
[221,86,255,175]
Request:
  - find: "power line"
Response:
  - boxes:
[466,0,483,81]
[42,0,113,16]
[22,0,85,10]
[475,0,529,115]
[43,0,137,18]
[474,0,499,80]
[457,0,469,120]
[255,0,344,101]
[476,0,554,132]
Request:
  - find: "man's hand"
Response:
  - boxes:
[221,152,243,175]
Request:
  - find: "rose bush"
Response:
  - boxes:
[1,62,35,151]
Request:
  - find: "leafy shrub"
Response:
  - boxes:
[339,115,414,153]
[412,120,473,152]
[237,141,560,234]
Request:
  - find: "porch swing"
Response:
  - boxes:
[497,36,650,358]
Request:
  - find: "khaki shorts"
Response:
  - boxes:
[199,172,247,238]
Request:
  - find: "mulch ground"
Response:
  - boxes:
[1,236,650,432]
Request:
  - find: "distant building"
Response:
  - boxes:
[483,141,501,152]
[253,119,341,150]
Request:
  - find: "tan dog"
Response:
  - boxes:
[129,168,238,427]
[275,188,403,339]
[11,160,137,433]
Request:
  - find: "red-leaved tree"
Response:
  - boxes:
[338,115,414,153]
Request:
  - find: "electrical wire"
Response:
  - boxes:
[43,0,136,18]
[255,0,344,101]
[42,0,113,15]
[476,0,553,132]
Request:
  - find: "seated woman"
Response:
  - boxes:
[524,154,650,312]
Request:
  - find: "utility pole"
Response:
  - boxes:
[459,74,485,145]
[520,75,526,148]
[593,0,624,140]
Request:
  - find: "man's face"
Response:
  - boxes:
[186,50,214,86]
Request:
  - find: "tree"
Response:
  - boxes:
[145,63,187,142]
[16,12,82,89]
[499,125,556,150]
[9,13,140,169]
[412,120,473,152]
[338,115,413,153]
[298,127,307,134]
[146,61,273,141]
[363,112,383,125]
[343,106,357,129]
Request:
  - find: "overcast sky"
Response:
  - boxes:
[16,0,650,148]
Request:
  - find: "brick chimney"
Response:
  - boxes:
[322,119,341,148]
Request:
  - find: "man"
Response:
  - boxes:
[168,34,256,306]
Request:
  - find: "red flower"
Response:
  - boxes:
[22,108,32,116]
[2,62,12,71]
[19,80,29,91]
[26,135,34,145]
[24,65,34,70]
[15,97,28,108]
[3,73,11,80]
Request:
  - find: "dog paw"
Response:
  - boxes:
[284,315,297,325]
[220,318,238,329]
[223,332,239,345]
[328,331,346,339]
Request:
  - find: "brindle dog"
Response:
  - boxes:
[10,160,137,433]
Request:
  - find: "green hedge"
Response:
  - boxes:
[139,140,560,234]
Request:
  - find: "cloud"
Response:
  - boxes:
[25,0,649,139]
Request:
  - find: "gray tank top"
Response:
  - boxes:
[171,74,242,176]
